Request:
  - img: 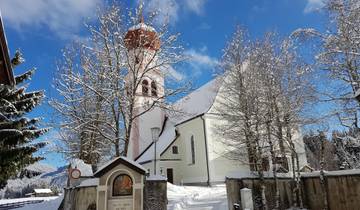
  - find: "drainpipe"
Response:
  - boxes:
[201,115,211,186]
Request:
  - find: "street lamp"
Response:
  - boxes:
[151,127,160,175]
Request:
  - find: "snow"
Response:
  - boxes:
[25,163,56,174]
[70,159,93,177]
[77,178,99,188]
[95,156,146,175]
[226,170,293,179]
[34,189,52,194]
[167,183,228,210]
[16,196,62,210]
[301,169,360,177]
[136,119,177,164]
[1,165,68,199]
[146,175,167,181]
[129,22,156,32]
[171,77,221,125]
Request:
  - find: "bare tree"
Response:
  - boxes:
[216,27,314,209]
[292,0,360,169]
[215,27,270,210]
[50,3,188,165]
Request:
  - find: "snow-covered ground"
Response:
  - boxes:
[0,183,228,210]
[0,196,62,210]
[167,183,228,210]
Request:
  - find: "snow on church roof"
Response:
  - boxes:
[135,77,222,164]
[170,77,222,125]
[136,119,177,164]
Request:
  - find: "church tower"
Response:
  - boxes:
[124,16,165,160]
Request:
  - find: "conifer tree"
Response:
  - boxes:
[0,50,48,188]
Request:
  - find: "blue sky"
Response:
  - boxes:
[0,0,326,167]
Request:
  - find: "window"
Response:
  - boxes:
[135,56,140,64]
[151,81,157,97]
[190,135,195,164]
[275,156,289,172]
[112,174,133,196]
[262,157,270,171]
[142,80,149,96]
[172,146,178,154]
[249,157,269,171]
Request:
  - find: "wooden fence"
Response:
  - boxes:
[226,170,360,210]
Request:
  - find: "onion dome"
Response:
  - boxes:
[124,18,161,51]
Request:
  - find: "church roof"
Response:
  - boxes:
[94,156,146,177]
[170,77,222,125]
[135,77,222,164]
[124,20,160,51]
[136,119,178,164]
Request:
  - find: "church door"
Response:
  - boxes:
[167,168,173,184]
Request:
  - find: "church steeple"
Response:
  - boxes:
[125,3,166,160]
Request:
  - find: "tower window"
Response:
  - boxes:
[135,56,140,64]
[151,81,157,97]
[190,135,195,164]
[142,80,149,96]
[172,146,178,154]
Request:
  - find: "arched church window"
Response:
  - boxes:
[113,174,133,196]
[151,81,157,97]
[172,146,178,154]
[190,135,195,164]
[142,80,149,96]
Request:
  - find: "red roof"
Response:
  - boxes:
[124,21,160,51]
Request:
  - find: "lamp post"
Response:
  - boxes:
[151,127,160,175]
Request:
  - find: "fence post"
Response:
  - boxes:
[240,188,254,210]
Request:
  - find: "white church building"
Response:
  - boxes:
[124,19,308,185]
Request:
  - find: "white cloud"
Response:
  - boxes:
[0,0,101,38]
[144,0,207,25]
[185,48,219,76]
[145,0,180,26]
[184,0,207,15]
[304,0,325,13]
[162,65,186,81]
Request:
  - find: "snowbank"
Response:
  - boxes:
[17,196,62,210]
[167,183,228,210]
[301,169,360,177]
[146,175,167,181]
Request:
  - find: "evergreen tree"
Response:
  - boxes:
[0,50,48,188]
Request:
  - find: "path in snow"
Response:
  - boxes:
[167,183,228,210]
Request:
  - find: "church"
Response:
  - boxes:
[124,19,308,186]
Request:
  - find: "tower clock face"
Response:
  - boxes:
[71,168,81,179]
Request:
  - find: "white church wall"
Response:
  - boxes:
[174,117,209,184]
[128,107,165,160]
[204,114,250,183]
